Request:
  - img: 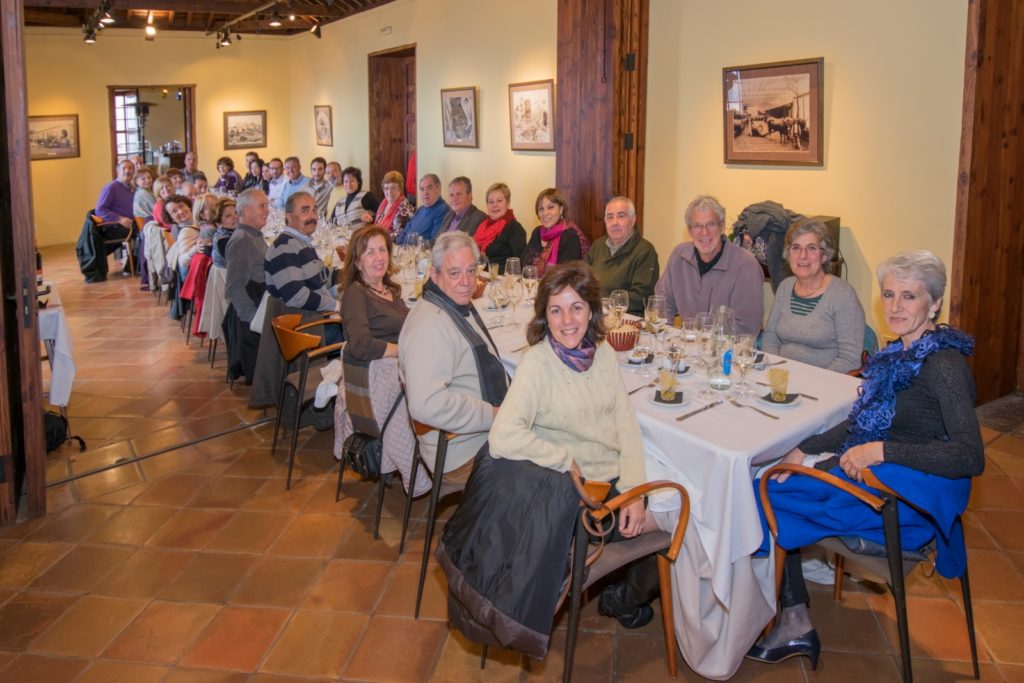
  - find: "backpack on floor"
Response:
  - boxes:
[43,410,86,452]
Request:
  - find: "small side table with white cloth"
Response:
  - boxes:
[38,282,76,408]
[476,300,859,679]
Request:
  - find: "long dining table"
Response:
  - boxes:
[476,300,861,679]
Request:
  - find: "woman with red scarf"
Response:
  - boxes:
[374,170,413,237]
[472,182,526,274]
[523,188,590,277]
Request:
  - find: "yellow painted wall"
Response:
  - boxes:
[287,0,557,223]
[24,28,295,246]
[644,0,969,327]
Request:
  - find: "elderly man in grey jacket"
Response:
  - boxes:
[399,231,508,483]
[223,188,270,383]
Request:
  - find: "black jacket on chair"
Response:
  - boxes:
[436,449,580,659]
[76,210,108,283]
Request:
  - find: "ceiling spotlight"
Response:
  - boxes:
[145,10,156,38]
[145,25,156,36]
[84,29,97,43]
[310,23,322,39]
[100,11,115,24]
[219,30,231,46]
[236,33,243,41]
[269,11,283,27]
[176,88,183,100]
[288,12,296,21]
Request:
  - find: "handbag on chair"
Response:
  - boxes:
[342,390,404,478]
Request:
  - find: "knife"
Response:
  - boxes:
[754,381,818,401]
[676,400,722,422]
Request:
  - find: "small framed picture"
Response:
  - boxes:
[28,114,80,160]
[508,79,555,151]
[314,105,333,147]
[722,57,824,166]
[440,87,478,148]
[223,110,267,150]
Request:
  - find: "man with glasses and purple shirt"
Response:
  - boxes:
[655,194,764,335]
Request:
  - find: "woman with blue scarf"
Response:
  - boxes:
[489,262,659,628]
[748,250,984,669]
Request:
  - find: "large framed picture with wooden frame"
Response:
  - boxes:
[508,79,555,151]
[28,114,80,160]
[223,110,267,150]
[723,57,823,166]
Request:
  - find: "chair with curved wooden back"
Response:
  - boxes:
[558,479,690,681]
[759,464,978,683]
[269,313,344,489]
[90,213,136,276]
[402,420,464,619]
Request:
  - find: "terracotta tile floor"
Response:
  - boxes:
[2,245,1023,681]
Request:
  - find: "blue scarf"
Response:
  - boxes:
[840,325,974,455]
[548,334,596,373]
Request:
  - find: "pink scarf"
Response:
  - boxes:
[539,221,568,267]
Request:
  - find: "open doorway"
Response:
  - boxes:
[367,45,415,197]
[107,84,196,170]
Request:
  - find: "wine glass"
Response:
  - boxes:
[477,252,490,279]
[487,278,509,326]
[521,265,539,305]
[697,336,720,400]
[733,334,756,396]
[610,289,629,325]
[505,257,521,281]
[645,294,667,331]
[505,277,524,326]
[636,331,656,379]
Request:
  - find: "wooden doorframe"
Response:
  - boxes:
[1,0,48,524]
[106,84,197,169]
[949,0,1024,403]
[367,44,415,198]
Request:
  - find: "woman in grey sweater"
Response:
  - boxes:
[761,220,865,372]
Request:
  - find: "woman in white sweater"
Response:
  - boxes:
[489,262,657,628]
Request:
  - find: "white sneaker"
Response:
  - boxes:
[802,557,836,585]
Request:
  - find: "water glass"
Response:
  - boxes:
[637,331,656,378]
[645,294,667,330]
[505,257,521,280]
[522,265,539,304]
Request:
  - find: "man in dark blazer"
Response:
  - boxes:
[439,176,487,235]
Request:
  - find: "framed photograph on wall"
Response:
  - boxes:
[314,105,333,147]
[28,114,80,160]
[722,57,823,166]
[508,79,555,151]
[440,87,478,148]
[223,110,267,150]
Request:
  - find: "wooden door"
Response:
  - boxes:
[367,45,416,197]
[556,0,648,242]
[950,0,1024,403]
[1,0,47,524]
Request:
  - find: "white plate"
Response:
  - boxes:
[647,391,690,409]
[754,392,802,408]
[620,352,654,367]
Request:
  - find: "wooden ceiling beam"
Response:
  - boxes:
[27,0,357,16]
[23,9,81,26]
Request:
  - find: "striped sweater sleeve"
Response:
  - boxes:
[264,233,335,312]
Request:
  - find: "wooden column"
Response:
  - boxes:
[950,0,1024,403]
[1,0,47,523]
[556,0,648,242]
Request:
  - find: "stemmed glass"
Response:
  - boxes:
[522,265,539,305]
[487,278,509,326]
[697,336,720,400]
[636,330,656,379]
[733,334,756,397]
[477,252,490,279]
[504,277,524,326]
[504,257,521,286]
[645,294,667,331]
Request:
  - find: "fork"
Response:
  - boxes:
[628,380,657,396]
[727,397,779,420]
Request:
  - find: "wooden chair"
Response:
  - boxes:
[154,230,176,305]
[401,420,464,619]
[759,464,979,683]
[555,479,690,681]
[89,214,135,276]
[269,313,344,489]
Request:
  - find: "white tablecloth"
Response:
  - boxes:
[476,301,859,679]
[38,282,76,407]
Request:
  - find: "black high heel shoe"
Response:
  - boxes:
[744,629,820,670]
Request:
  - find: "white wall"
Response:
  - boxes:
[288,0,557,220]
[644,0,968,326]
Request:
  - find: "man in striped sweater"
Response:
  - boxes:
[264,192,340,330]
